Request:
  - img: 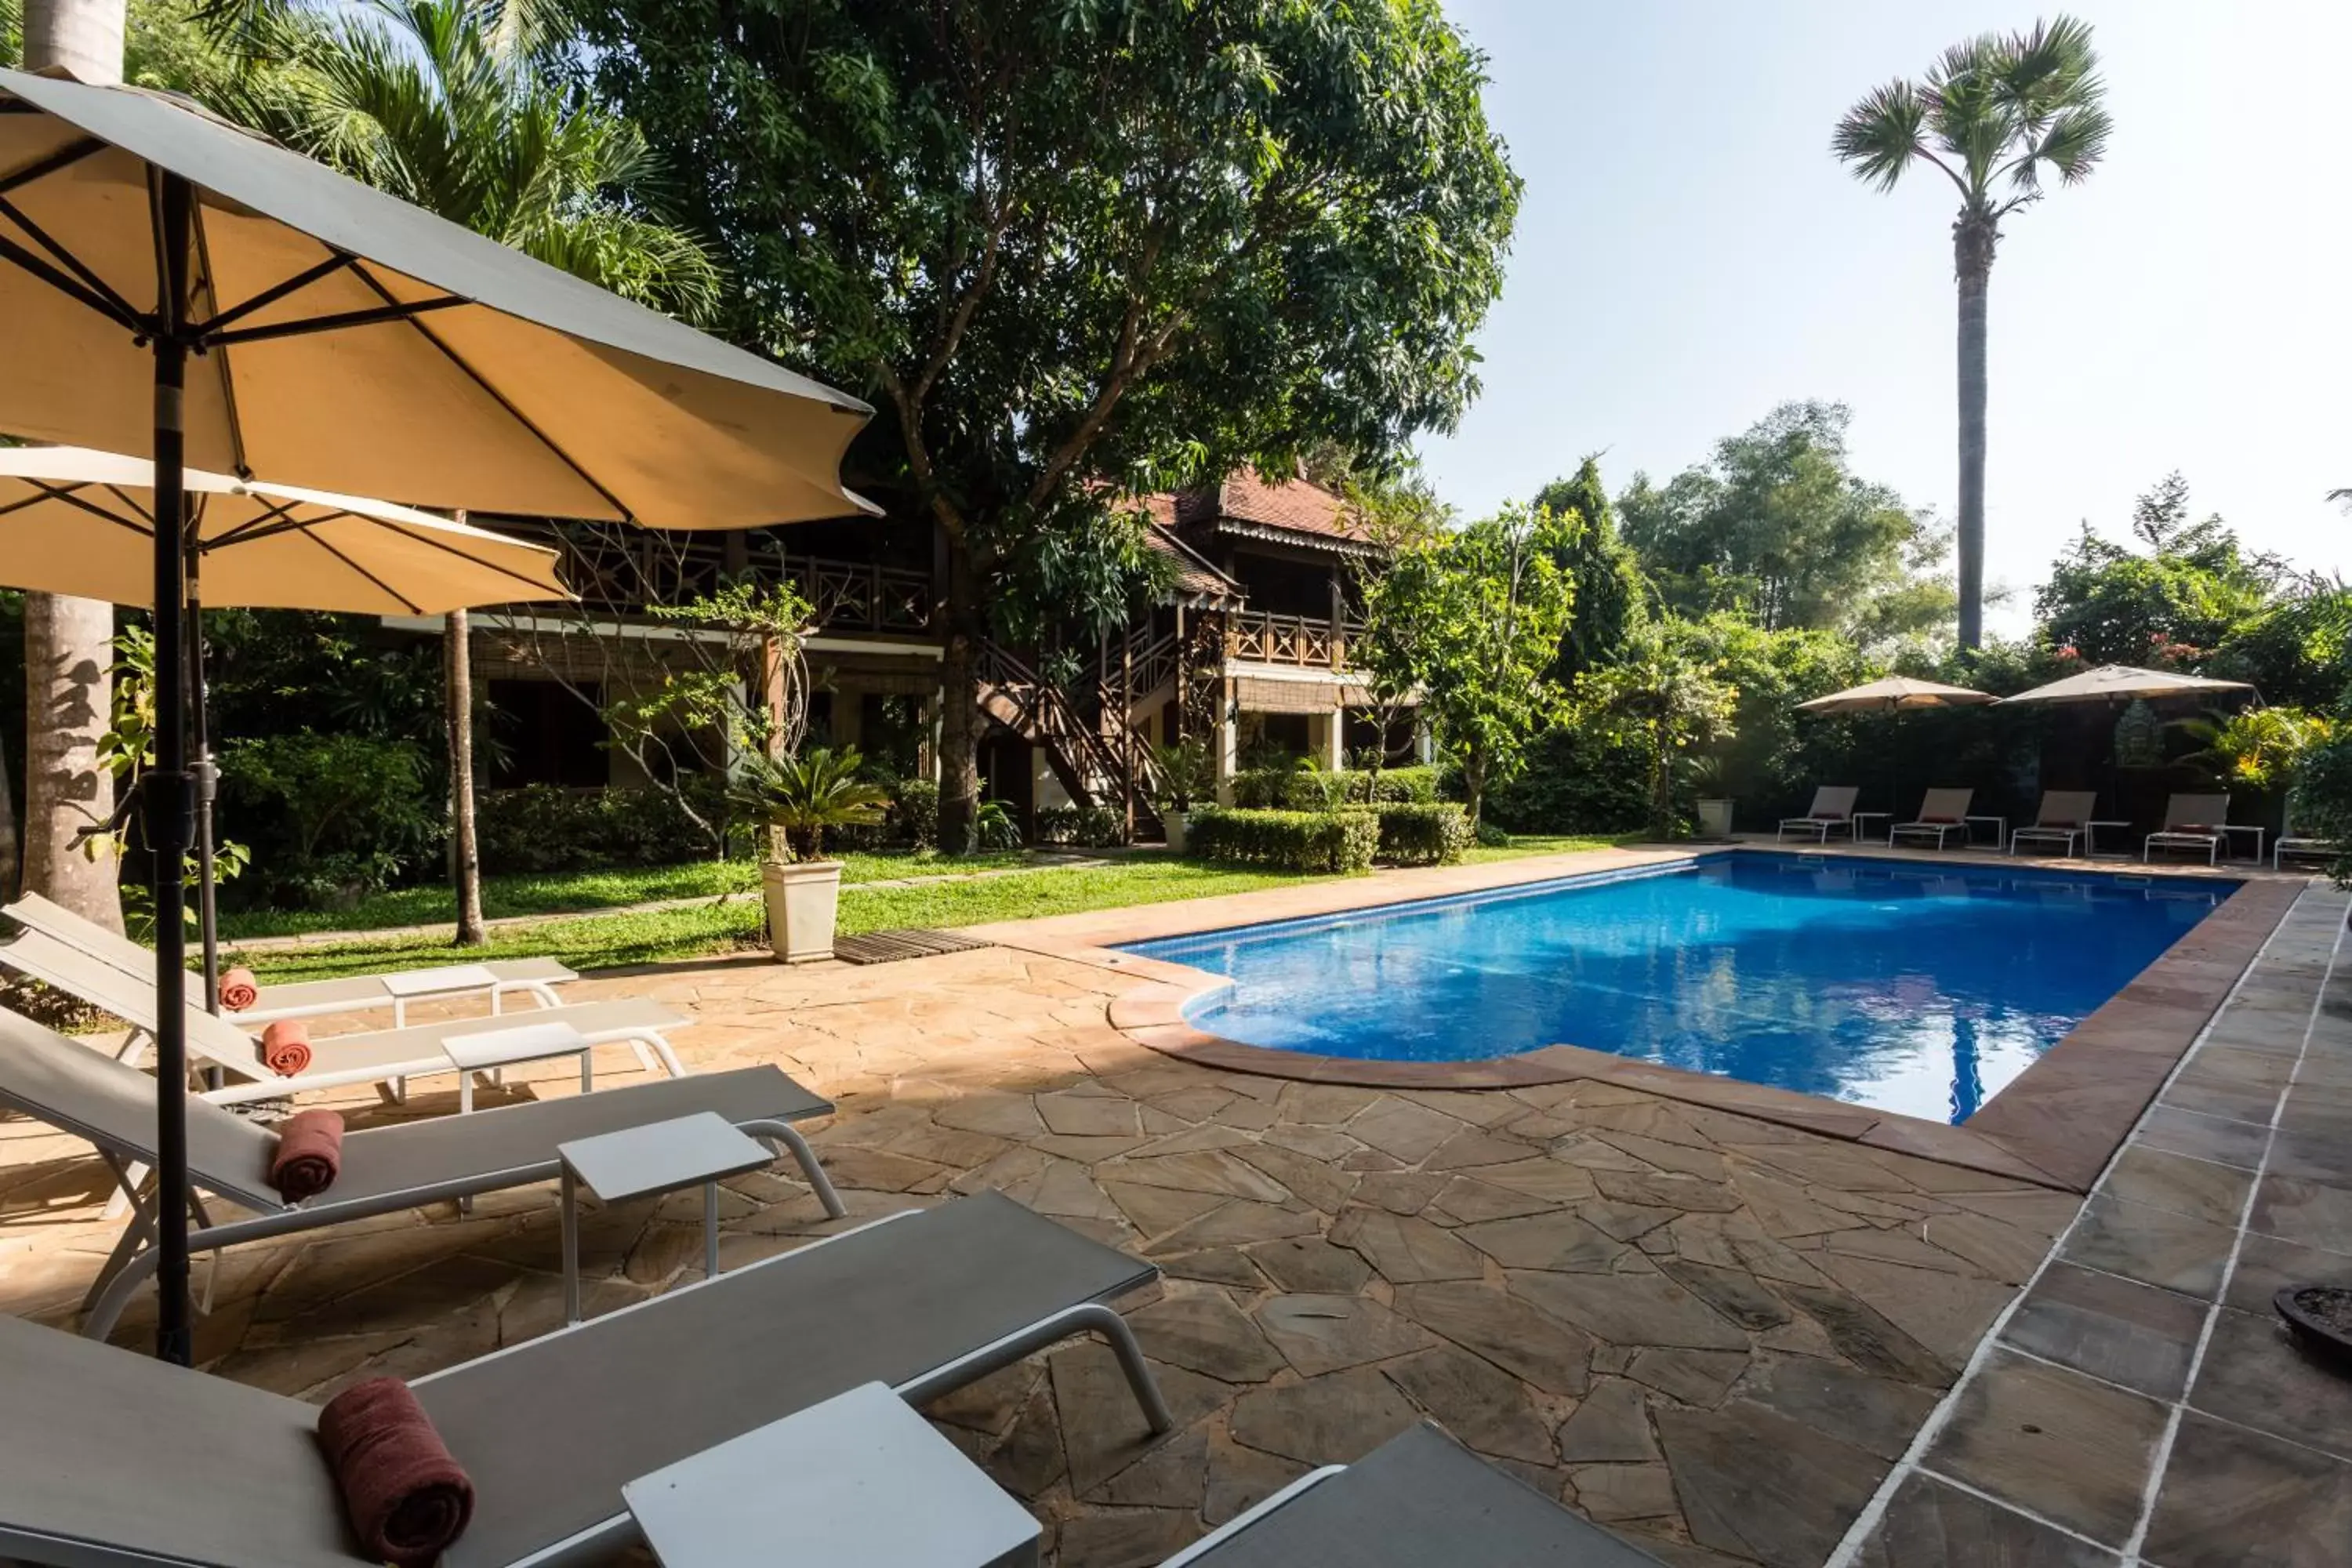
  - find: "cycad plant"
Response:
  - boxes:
[733,747,890,864]
[1834,17,2111,650]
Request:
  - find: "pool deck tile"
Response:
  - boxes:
[0,842,2321,1567]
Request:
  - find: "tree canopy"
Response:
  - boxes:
[2034,474,2287,667]
[585,0,1522,844]
[1615,401,1954,645]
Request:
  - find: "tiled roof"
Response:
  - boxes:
[1174,468,1374,549]
[1142,521,1243,603]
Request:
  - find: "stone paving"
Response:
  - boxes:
[0,848,2313,1568]
[1829,882,2352,1568]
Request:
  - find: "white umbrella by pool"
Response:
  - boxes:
[0,67,874,1363]
[0,444,574,1001]
[1796,676,1995,714]
[1995,664,2255,705]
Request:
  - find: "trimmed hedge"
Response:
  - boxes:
[1187,807,1377,874]
[1034,804,1124,848]
[1375,802,1472,866]
[1233,764,1444,811]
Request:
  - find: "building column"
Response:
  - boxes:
[1415,714,1436,765]
[1216,681,1239,805]
[1318,708,1345,771]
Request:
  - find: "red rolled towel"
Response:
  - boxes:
[260,1019,313,1077]
[317,1377,475,1568]
[270,1109,344,1202]
[216,966,261,1012]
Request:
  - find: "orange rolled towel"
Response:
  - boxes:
[268,1109,343,1201]
[216,967,261,1012]
[260,1019,313,1076]
[317,1377,475,1568]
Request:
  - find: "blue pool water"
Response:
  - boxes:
[1123,853,2232,1123]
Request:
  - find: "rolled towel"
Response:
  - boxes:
[260,1019,313,1077]
[216,966,261,1012]
[269,1109,344,1202]
[317,1377,475,1568]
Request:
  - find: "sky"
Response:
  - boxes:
[1416,1,2351,638]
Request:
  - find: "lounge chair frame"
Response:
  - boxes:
[2143,793,2230,866]
[1889,788,1974,851]
[2007,790,2098,858]
[1777,785,1860,844]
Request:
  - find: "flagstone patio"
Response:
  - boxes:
[0,848,2329,1568]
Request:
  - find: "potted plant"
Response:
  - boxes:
[1149,739,1215,855]
[1688,753,1736,840]
[732,746,889,963]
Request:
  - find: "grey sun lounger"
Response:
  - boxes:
[1889,787,1974,851]
[1163,1422,1663,1567]
[6,890,578,1025]
[0,927,691,1105]
[2007,789,2098,857]
[1777,785,1860,844]
[0,1007,844,1341]
[2144,793,2230,866]
[0,1196,1169,1568]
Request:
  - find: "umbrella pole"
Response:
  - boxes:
[147,172,197,1367]
[187,555,220,1018]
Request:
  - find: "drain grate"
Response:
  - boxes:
[831,928,994,965]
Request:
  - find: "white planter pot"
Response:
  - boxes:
[760,858,842,964]
[1163,811,1189,855]
[1696,798,1735,840]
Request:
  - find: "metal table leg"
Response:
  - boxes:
[561,1166,582,1325]
[705,1180,720,1279]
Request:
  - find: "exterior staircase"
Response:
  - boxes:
[975,640,1162,837]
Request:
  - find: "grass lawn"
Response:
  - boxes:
[230,834,1625,983]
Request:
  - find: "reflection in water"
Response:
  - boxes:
[1126,855,2230,1125]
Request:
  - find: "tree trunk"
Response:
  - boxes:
[0,724,18,902]
[936,533,982,854]
[444,610,486,946]
[1954,213,1996,652]
[19,0,128,936]
[1462,745,1486,828]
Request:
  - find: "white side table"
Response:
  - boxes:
[380,962,503,1026]
[442,1019,595,1113]
[557,1112,774,1324]
[623,1382,1042,1568]
[1849,811,1892,846]
[1963,814,2006,848]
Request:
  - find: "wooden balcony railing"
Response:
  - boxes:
[1226,611,1362,670]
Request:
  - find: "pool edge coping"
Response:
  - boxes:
[981,844,2307,1194]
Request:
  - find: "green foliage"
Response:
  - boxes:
[1033,804,1124,849]
[220,732,436,906]
[474,781,733,875]
[1148,739,1216,815]
[887,779,941,849]
[2174,707,2333,793]
[1362,503,1578,822]
[1187,808,1377,876]
[205,0,720,319]
[1617,402,1951,644]
[1483,727,1651,837]
[1533,456,1649,677]
[973,799,1023,852]
[1573,626,1737,840]
[1374,803,1472,866]
[2206,586,2352,712]
[731,746,891,862]
[2288,734,2352,889]
[2035,476,2283,666]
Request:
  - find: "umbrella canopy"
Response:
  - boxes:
[0,67,877,1366]
[1996,664,2256,706]
[0,446,570,612]
[0,69,875,526]
[1796,676,1995,715]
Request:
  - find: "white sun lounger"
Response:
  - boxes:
[1889,787,1974,851]
[0,1195,1168,1568]
[2006,790,2098,858]
[5,891,576,1025]
[2274,796,2338,870]
[1777,785,1860,844]
[2144,793,2230,866]
[0,1004,845,1343]
[0,928,691,1107]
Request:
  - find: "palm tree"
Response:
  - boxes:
[205,0,720,942]
[1834,16,2111,651]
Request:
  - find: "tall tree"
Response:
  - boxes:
[588,0,1520,850]
[1833,16,2111,650]
[1360,503,1577,826]
[205,0,720,941]
[12,0,127,935]
[1531,455,1646,676]
[1617,401,1951,644]
[2034,474,2281,666]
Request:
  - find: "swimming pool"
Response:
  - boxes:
[1121,852,2233,1124]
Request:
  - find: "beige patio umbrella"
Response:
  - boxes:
[1796,676,1995,714]
[1994,663,2255,705]
[0,66,873,1361]
[0,444,574,1010]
